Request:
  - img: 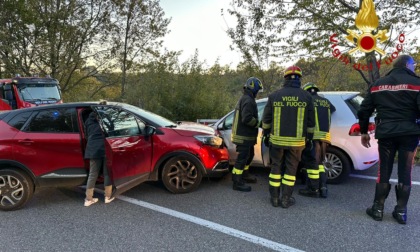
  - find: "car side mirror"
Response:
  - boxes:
[145,125,156,136]
[217,123,224,130]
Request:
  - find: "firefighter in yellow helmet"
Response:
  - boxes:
[262,66,315,208]
[298,82,336,198]
[231,77,263,192]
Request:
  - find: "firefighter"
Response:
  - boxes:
[231,77,263,192]
[298,82,336,198]
[262,66,315,208]
[358,55,420,224]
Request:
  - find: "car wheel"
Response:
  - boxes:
[161,156,203,194]
[324,147,351,184]
[0,169,34,211]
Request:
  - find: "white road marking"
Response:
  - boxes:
[80,174,419,251]
[350,174,420,186]
[117,194,304,252]
[83,186,303,251]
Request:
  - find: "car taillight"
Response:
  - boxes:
[349,122,375,136]
[368,123,376,133]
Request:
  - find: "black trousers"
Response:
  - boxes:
[377,135,419,186]
[234,144,255,170]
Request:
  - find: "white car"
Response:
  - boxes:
[212,91,379,184]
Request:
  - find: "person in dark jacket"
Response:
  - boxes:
[262,66,315,208]
[299,82,336,198]
[358,54,420,224]
[84,104,114,206]
[231,77,263,192]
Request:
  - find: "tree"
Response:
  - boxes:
[224,0,420,86]
[109,0,170,99]
[0,0,114,94]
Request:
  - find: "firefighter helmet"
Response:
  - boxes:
[284,65,302,79]
[303,82,319,92]
[244,77,263,94]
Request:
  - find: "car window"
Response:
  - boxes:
[223,101,266,130]
[24,108,78,133]
[96,107,145,137]
[8,111,33,130]
[345,95,375,118]
[223,112,234,130]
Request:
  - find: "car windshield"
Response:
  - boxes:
[18,83,61,103]
[122,103,176,127]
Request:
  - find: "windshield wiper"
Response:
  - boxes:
[166,124,178,128]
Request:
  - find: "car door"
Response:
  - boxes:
[93,106,152,196]
[217,111,237,163]
[257,101,271,167]
[12,108,86,184]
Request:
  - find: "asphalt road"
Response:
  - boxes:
[2,163,420,252]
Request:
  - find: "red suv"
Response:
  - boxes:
[0,102,229,211]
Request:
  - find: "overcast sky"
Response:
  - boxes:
[159,0,242,67]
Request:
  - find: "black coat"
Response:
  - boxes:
[262,79,315,148]
[231,89,259,146]
[84,112,105,159]
[312,93,336,143]
[358,67,420,139]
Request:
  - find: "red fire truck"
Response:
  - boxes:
[0,74,63,110]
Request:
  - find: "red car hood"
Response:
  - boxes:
[172,121,215,136]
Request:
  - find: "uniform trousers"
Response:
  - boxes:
[377,135,419,186]
[270,146,304,186]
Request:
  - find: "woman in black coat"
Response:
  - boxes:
[84,110,114,206]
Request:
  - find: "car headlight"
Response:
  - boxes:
[194,135,223,147]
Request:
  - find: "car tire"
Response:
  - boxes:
[324,147,351,184]
[0,169,34,211]
[161,156,203,194]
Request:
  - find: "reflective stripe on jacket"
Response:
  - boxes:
[313,94,336,143]
[231,89,259,146]
[262,83,315,147]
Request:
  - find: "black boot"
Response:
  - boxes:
[299,186,320,198]
[280,184,296,208]
[269,186,280,207]
[232,174,251,192]
[299,177,320,198]
[242,169,257,183]
[319,171,328,198]
[366,183,391,221]
[392,184,411,225]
